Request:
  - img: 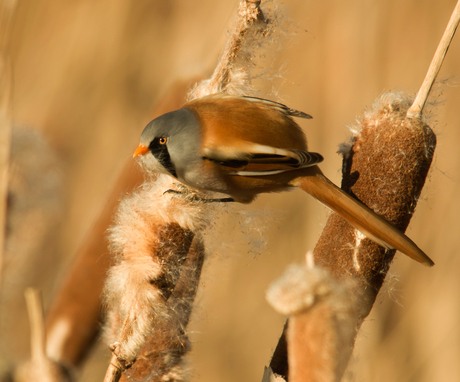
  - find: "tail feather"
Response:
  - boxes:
[296,173,434,267]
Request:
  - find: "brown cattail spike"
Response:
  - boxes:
[102,175,212,379]
[267,262,359,382]
[270,92,437,379]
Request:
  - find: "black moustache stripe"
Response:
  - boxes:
[149,141,177,178]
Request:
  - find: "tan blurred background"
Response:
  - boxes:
[2,0,460,381]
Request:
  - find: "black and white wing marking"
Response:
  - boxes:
[204,143,323,176]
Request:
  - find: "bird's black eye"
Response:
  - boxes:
[159,137,167,145]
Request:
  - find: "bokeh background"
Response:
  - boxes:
[1,0,460,381]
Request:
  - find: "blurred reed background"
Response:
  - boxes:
[1,0,460,381]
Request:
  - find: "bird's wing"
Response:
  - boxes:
[192,94,312,119]
[203,144,324,176]
[240,96,312,119]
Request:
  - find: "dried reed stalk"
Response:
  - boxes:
[407,0,460,118]
[14,288,68,382]
[0,0,17,294]
[103,357,122,382]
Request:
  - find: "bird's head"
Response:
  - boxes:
[133,108,201,178]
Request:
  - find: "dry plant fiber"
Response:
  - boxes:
[103,175,213,378]
[316,91,436,309]
[186,0,266,100]
[118,235,205,382]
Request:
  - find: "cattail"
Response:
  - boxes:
[315,91,436,302]
[186,0,267,100]
[115,233,205,382]
[186,0,291,101]
[267,254,359,382]
[270,91,437,381]
[102,176,213,379]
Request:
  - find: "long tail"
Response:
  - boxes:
[294,171,434,266]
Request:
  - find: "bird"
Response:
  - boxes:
[133,94,434,267]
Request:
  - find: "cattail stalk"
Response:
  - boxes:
[407,0,460,118]
[187,0,266,100]
[103,356,122,382]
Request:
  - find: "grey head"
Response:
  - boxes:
[139,107,201,179]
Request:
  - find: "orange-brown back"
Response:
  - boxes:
[184,96,308,155]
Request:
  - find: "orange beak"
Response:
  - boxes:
[133,144,150,158]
